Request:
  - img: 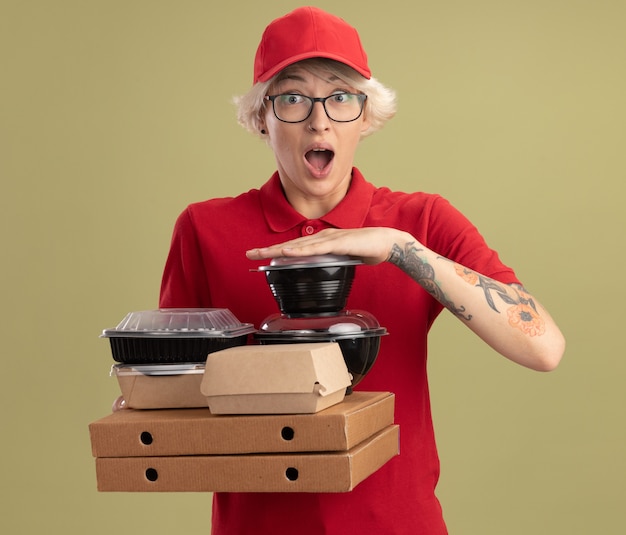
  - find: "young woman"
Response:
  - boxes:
[160,7,565,534]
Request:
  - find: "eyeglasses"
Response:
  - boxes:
[265,93,367,123]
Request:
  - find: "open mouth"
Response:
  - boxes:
[305,148,334,172]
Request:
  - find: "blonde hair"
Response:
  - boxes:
[234,58,397,140]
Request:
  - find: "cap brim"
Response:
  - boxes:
[256,52,371,83]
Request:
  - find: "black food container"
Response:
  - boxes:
[102,308,256,364]
[257,255,362,314]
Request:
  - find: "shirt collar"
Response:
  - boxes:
[259,168,375,232]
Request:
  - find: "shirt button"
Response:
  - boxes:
[304,225,315,235]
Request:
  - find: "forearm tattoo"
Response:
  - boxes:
[388,242,472,320]
[455,265,546,336]
[389,242,546,336]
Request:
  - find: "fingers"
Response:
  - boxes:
[246,235,333,260]
[245,227,407,265]
[246,246,290,259]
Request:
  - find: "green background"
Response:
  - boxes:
[2,1,624,533]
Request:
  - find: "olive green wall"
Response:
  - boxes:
[2,1,624,533]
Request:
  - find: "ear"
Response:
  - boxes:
[360,116,371,136]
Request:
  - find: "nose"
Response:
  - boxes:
[307,101,330,132]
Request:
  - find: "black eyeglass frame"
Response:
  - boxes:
[264,93,368,123]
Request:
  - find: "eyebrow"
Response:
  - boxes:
[276,73,305,82]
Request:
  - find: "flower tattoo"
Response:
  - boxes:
[507,303,546,336]
[455,264,479,285]
[455,264,546,336]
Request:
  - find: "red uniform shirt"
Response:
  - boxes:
[160,168,520,534]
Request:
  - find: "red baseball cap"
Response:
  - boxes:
[253,6,371,83]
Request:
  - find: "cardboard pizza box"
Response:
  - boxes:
[89,391,395,457]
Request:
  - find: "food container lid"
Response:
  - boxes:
[255,310,387,341]
[101,308,255,339]
[256,254,363,271]
[111,363,205,376]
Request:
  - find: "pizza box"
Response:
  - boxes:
[89,391,395,457]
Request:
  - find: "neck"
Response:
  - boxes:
[290,197,337,219]
[278,173,352,220]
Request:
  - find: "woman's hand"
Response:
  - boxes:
[246,227,413,265]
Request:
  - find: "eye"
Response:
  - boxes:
[330,93,355,104]
[278,94,306,105]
